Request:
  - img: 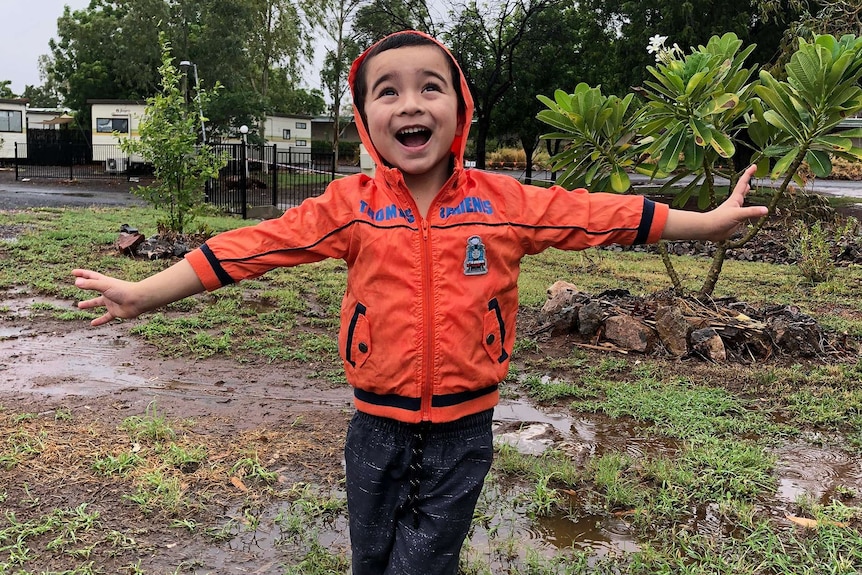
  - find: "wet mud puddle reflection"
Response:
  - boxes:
[491,395,862,562]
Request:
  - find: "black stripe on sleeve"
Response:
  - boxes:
[634,198,656,245]
[200,244,235,286]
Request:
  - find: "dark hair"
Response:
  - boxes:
[353,32,466,124]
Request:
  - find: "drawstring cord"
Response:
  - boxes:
[404,422,430,528]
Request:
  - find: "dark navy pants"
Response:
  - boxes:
[344,409,494,575]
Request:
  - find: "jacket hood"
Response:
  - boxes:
[348,30,474,172]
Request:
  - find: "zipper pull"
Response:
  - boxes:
[421,219,429,240]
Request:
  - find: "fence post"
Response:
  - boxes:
[240,141,248,219]
[14,143,19,180]
[270,144,277,207]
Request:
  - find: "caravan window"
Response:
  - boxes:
[96,118,129,133]
[295,121,307,129]
[0,110,23,132]
[282,129,291,139]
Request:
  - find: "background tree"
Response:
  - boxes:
[168,0,261,137]
[121,36,227,234]
[49,0,168,127]
[352,0,438,46]
[318,0,365,166]
[445,0,559,170]
[245,0,314,138]
[45,0,318,138]
[492,0,615,182]
[0,81,15,99]
[21,55,63,108]
[594,0,796,95]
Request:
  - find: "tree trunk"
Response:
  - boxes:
[474,115,490,170]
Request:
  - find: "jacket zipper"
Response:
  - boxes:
[419,217,434,421]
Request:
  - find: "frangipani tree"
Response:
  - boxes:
[538,32,862,297]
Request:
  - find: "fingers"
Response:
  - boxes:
[90,312,116,327]
[733,164,757,200]
[72,269,106,292]
[73,269,117,325]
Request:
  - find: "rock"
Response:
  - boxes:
[604,314,654,353]
[691,328,726,362]
[116,231,144,254]
[654,305,691,356]
[539,290,579,335]
[577,301,604,336]
[547,280,578,299]
[764,305,824,356]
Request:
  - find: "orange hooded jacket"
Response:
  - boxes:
[185,31,669,424]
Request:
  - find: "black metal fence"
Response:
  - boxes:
[14,142,153,180]
[13,140,335,218]
[207,143,335,218]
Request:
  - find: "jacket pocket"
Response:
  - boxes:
[344,303,371,369]
[482,298,509,364]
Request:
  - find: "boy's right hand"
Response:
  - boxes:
[73,269,144,326]
[73,260,205,327]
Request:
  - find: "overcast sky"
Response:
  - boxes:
[0,0,329,98]
[1,0,90,95]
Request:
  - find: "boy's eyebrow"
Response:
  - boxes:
[370,68,450,94]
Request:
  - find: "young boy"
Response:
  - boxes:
[73,30,767,575]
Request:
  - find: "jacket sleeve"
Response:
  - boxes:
[185,181,356,291]
[506,179,670,255]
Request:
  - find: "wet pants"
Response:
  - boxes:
[344,409,494,575]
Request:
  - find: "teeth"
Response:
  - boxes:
[398,127,427,135]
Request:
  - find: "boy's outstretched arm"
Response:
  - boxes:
[73,259,205,327]
[661,164,769,242]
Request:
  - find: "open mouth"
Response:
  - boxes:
[396,126,432,147]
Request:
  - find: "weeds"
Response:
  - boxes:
[119,402,176,442]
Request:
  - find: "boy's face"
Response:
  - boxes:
[361,45,462,183]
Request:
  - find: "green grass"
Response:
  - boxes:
[3,204,862,573]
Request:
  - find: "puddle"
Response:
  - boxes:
[772,440,862,504]
[492,396,862,559]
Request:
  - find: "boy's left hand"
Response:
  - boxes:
[662,164,769,241]
[712,164,769,239]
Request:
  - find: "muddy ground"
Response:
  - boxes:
[2,170,862,573]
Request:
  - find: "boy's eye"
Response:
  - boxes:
[378,87,397,97]
[423,83,442,93]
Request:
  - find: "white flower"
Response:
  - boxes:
[647,34,668,54]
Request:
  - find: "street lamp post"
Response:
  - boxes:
[179,60,206,145]
[239,125,249,180]
[239,124,249,219]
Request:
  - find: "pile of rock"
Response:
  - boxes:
[536,281,844,362]
[115,224,207,260]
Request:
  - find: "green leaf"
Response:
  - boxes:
[805,150,832,177]
[658,128,686,172]
[701,93,741,116]
[709,130,735,158]
[609,164,630,193]
[762,110,804,142]
[685,70,707,95]
[683,136,702,170]
[536,110,576,134]
[770,147,800,179]
[690,118,713,147]
[812,135,852,152]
